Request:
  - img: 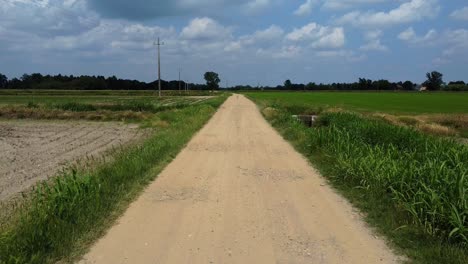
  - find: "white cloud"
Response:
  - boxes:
[180,17,232,40]
[0,0,99,36]
[224,25,284,52]
[336,0,440,28]
[294,0,317,16]
[240,25,284,45]
[360,30,388,51]
[450,7,468,21]
[244,0,272,13]
[323,0,387,10]
[433,29,468,64]
[286,22,345,49]
[442,29,468,56]
[398,27,437,44]
[315,49,366,61]
[257,45,301,59]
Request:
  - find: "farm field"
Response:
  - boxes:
[0,91,227,263]
[246,91,468,114]
[0,120,142,201]
[247,92,468,263]
[0,90,215,122]
[247,91,468,138]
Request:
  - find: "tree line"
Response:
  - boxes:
[0,73,209,91]
[0,71,466,91]
[231,71,467,92]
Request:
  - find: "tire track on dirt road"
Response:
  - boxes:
[80,94,400,264]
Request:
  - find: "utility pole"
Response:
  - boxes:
[154,38,164,97]
[178,68,181,93]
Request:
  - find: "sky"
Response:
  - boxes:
[0,0,467,86]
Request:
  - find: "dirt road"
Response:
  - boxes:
[0,121,141,201]
[81,95,399,264]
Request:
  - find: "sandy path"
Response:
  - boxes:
[81,95,399,264]
[0,121,142,201]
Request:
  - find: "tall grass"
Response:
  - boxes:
[258,102,468,263]
[0,96,226,263]
[310,113,467,242]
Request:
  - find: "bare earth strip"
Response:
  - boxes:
[81,95,400,264]
[0,120,142,201]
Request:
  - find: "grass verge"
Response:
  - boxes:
[0,95,227,264]
[250,98,468,264]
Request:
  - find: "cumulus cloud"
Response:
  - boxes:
[294,0,317,16]
[286,23,345,49]
[360,30,388,51]
[322,0,386,10]
[180,17,232,41]
[336,0,440,28]
[1,0,99,36]
[244,0,273,13]
[85,0,271,20]
[398,27,437,44]
[441,29,468,56]
[257,45,301,59]
[450,7,468,21]
[433,29,468,64]
[315,49,365,62]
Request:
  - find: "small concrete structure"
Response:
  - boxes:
[292,115,318,127]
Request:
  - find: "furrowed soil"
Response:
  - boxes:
[0,120,142,201]
[80,95,400,264]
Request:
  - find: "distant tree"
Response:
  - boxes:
[424,71,444,90]
[204,72,220,92]
[358,78,372,90]
[373,79,391,90]
[402,81,414,90]
[448,81,465,85]
[284,79,292,90]
[0,73,7,89]
[306,82,317,90]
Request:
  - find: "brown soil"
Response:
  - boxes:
[0,120,142,201]
[80,95,400,264]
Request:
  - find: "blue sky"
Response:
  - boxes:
[0,0,467,86]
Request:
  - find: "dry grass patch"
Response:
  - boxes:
[262,107,279,119]
[416,123,459,137]
[372,112,467,138]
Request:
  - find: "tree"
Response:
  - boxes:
[284,79,292,90]
[424,71,444,90]
[0,73,7,89]
[402,81,414,91]
[204,72,220,92]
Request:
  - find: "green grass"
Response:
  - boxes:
[246,92,468,114]
[250,97,468,264]
[0,95,227,264]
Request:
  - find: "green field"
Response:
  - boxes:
[246,92,468,114]
[249,93,468,264]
